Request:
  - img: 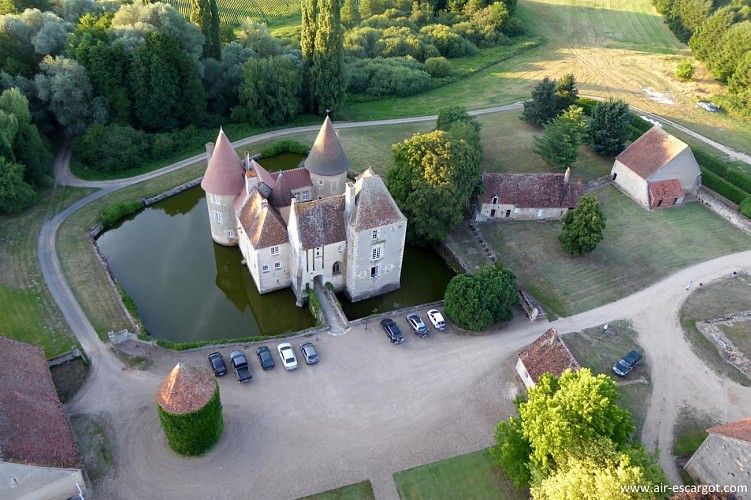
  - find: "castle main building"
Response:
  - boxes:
[200,117,407,306]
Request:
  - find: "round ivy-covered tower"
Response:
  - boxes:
[156,362,224,456]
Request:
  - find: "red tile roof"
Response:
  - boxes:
[251,159,276,191]
[350,170,406,231]
[201,129,246,195]
[294,195,346,249]
[156,363,217,415]
[0,337,80,469]
[518,328,580,384]
[481,172,582,208]
[268,168,312,208]
[615,127,688,179]
[238,189,289,248]
[304,116,350,176]
[649,178,684,208]
[708,417,751,443]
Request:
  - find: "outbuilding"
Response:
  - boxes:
[516,328,580,389]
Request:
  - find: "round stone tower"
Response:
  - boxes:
[201,128,245,246]
[304,116,350,199]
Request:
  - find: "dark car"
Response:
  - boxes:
[256,346,275,370]
[230,350,252,382]
[406,313,429,337]
[300,342,319,364]
[380,318,405,345]
[613,350,642,377]
[207,352,227,377]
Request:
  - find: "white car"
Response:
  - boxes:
[277,343,298,370]
[426,309,446,330]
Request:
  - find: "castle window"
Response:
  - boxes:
[491,195,498,205]
[333,261,341,274]
[318,179,324,186]
[372,230,379,240]
[270,245,280,255]
[302,191,310,201]
[213,211,223,224]
[370,265,380,278]
[274,261,282,270]
[371,244,383,261]
[338,245,343,254]
[227,230,235,238]
[262,264,269,273]
[315,247,322,257]
[210,193,220,205]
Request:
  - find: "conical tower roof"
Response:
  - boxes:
[156,362,216,415]
[201,129,245,195]
[304,116,350,176]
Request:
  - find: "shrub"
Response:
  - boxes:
[348,57,432,96]
[260,139,310,157]
[425,56,452,77]
[740,197,751,218]
[308,289,322,323]
[675,60,694,81]
[157,383,223,456]
[700,168,748,204]
[420,24,477,58]
[76,124,151,173]
[575,97,598,115]
[444,264,517,331]
[100,200,144,229]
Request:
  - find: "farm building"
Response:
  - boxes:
[516,328,581,389]
[476,170,582,221]
[0,337,85,499]
[684,417,751,488]
[610,127,701,210]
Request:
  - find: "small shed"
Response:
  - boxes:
[516,328,580,389]
[684,417,751,488]
[156,362,224,456]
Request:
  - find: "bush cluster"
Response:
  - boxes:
[260,140,310,157]
[693,148,751,201]
[740,197,751,218]
[100,200,144,229]
[444,264,518,332]
[348,57,433,97]
[157,384,223,456]
[700,168,749,204]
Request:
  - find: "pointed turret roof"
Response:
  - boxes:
[155,363,216,415]
[201,129,245,195]
[304,116,350,176]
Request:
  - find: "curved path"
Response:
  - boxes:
[42,107,751,497]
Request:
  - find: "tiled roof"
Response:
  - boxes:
[481,172,582,208]
[280,167,313,191]
[615,127,688,179]
[238,189,289,248]
[518,328,581,384]
[269,172,291,208]
[0,337,80,469]
[294,195,346,249]
[649,178,685,207]
[304,116,350,176]
[156,363,216,415]
[350,170,406,231]
[251,159,276,191]
[708,417,751,443]
[201,129,246,195]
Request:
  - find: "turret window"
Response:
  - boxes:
[262,264,269,273]
[227,230,235,238]
[213,211,223,224]
[210,193,220,205]
[270,245,280,255]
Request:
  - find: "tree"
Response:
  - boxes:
[555,73,578,111]
[387,129,482,246]
[588,98,631,157]
[341,0,360,28]
[444,263,518,331]
[190,0,221,59]
[0,87,50,186]
[675,59,694,80]
[312,0,346,114]
[231,56,301,126]
[0,157,36,213]
[533,105,587,169]
[300,0,317,112]
[491,414,532,487]
[521,76,558,125]
[436,105,480,134]
[558,194,607,255]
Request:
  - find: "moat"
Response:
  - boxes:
[98,163,455,343]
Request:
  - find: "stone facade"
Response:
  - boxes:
[201,118,407,307]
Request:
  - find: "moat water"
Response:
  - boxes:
[97,155,455,342]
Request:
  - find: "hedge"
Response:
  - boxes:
[100,200,144,229]
[260,139,309,157]
[741,197,751,219]
[157,383,223,456]
[155,336,268,350]
[692,148,751,197]
[700,168,748,204]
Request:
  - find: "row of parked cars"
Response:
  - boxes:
[380,309,447,345]
[208,342,319,382]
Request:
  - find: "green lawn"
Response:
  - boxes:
[463,185,751,317]
[0,187,94,356]
[394,449,527,500]
[672,406,717,458]
[299,481,374,500]
[679,273,751,386]
[562,321,651,439]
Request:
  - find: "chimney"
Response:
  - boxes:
[344,182,355,219]
[243,150,251,170]
[564,167,571,184]
[205,142,215,163]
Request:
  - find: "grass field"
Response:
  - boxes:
[300,481,375,500]
[678,273,751,386]
[462,185,751,317]
[394,449,527,500]
[562,321,651,439]
[672,406,717,458]
[0,187,94,356]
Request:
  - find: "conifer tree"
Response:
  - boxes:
[301,0,318,113]
[312,0,346,115]
[190,0,221,59]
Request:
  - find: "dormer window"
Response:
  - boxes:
[491,195,498,205]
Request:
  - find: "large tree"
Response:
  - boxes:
[554,73,578,111]
[231,56,301,126]
[190,0,221,59]
[533,105,587,170]
[387,129,482,246]
[300,0,318,113]
[0,157,36,214]
[312,0,346,114]
[0,87,50,186]
[521,76,558,126]
[444,263,518,331]
[588,98,631,157]
[558,193,607,255]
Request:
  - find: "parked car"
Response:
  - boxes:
[612,350,642,376]
[229,350,252,382]
[255,346,275,370]
[427,309,446,330]
[300,342,319,364]
[406,313,428,337]
[696,101,720,112]
[277,343,298,370]
[380,318,405,345]
[207,352,227,377]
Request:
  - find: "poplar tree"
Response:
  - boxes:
[301,0,318,113]
[190,0,221,59]
[312,0,346,114]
